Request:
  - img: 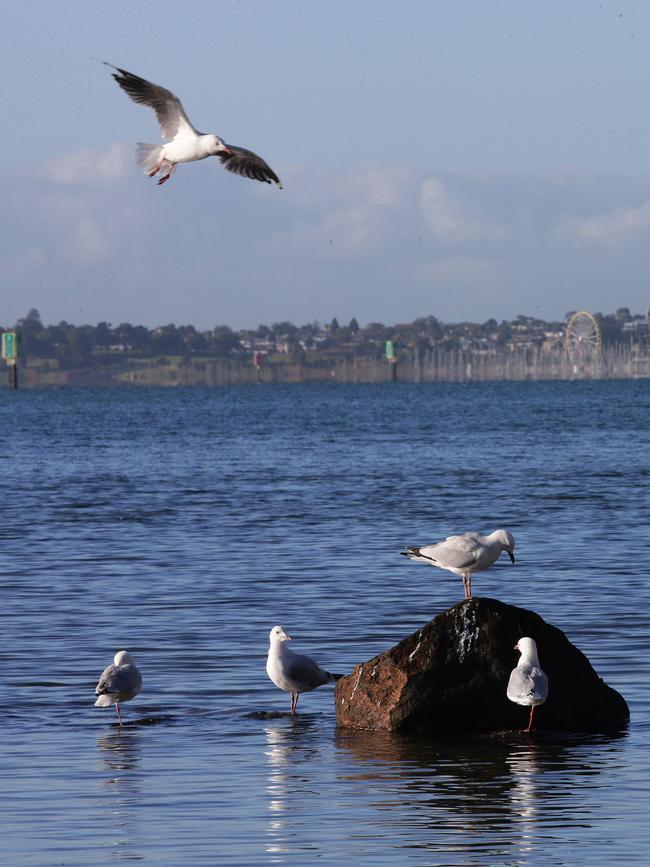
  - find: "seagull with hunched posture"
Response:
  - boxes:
[266,626,342,715]
[402,529,515,599]
[105,63,282,188]
[94,650,142,726]
[507,637,549,733]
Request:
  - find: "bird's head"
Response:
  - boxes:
[493,529,515,564]
[209,135,232,156]
[114,650,134,666]
[514,636,538,658]
[269,625,291,644]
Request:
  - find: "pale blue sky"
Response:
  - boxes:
[2,0,650,329]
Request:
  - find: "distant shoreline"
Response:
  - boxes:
[4,343,649,388]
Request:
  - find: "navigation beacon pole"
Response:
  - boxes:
[253,351,263,384]
[1,331,21,389]
[385,339,398,382]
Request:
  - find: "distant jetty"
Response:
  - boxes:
[7,342,650,387]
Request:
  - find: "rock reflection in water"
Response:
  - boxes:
[96,729,144,861]
[334,730,626,862]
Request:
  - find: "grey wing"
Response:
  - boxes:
[218,145,282,187]
[533,668,549,702]
[106,63,197,140]
[97,663,140,697]
[421,534,481,568]
[507,666,547,703]
[285,653,329,690]
[96,662,119,694]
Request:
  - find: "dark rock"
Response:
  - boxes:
[335,598,629,734]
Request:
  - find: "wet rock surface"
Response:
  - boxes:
[335,598,629,734]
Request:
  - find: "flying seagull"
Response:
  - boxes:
[94,650,142,726]
[105,63,282,188]
[507,637,549,732]
[266,625,342,714]
[402,529,515,598]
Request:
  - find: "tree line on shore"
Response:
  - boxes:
[2,306,647,370]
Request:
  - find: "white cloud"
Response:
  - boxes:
[419,176,510,243]
[64,217,110,264]
[259,164,411,258]
[279,164,412,210]
[48,142,130,185]
[3,160,650,328]
[264,202,390,259]
[561,199,650,245]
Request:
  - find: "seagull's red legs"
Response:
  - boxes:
[524,705,535,733]
[157,164,176,186]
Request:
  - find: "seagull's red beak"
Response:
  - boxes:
[514,643,520,651]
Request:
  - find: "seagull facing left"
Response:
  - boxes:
[94,650,142,726]
[266,626,342,714]
[105,63,282,188]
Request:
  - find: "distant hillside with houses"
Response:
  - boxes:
[2,306,650,386]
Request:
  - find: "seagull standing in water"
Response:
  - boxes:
[266,626,342,714]
[507,637,549,732]
[105,63,282,188]
[94,650,142,726]
[402,529,515,598]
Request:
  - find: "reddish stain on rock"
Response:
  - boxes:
[335,598,629,734]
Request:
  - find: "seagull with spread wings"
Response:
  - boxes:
[105,63,282,188]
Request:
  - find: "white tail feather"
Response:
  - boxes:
[94,694,112,707]
[136,143,163,175]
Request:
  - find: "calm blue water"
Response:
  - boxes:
[1,381,649,866]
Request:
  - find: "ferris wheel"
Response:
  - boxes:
[565,311,601,361]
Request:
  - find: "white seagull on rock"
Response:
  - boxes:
[105,63,282,188]
[507,637,549,732]
[402,529,515,599]
[94,650,142,726]
[266,626,342,715]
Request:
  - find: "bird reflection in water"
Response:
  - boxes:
[264,717,319,863]
[96,729,143,861]
[506,742,541,856]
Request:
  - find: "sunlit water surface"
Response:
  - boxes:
[1,381,649,865]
